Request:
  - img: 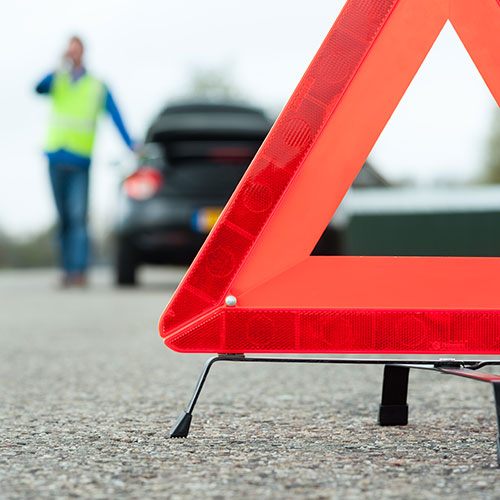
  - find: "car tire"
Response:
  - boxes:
[116,238,138,286]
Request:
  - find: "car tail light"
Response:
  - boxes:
[123,167,163,200]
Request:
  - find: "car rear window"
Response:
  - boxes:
[166,139,263,166]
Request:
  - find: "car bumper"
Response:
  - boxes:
[115,195,224,261]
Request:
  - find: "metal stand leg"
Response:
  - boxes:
[493,382,500,466]
[169,356,221,438]
[167,355,500,466]
[378,365,410,426]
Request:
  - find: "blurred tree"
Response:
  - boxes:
[183,67,244,101]
[482,109,500,184]
[0,225,55,268]
[0,224,119,269]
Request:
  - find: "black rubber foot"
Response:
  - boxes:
[378,404,409,426]
[169,411,192,438]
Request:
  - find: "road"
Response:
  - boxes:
[1,268,500,499]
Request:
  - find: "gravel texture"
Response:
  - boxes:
[1,268,500,499]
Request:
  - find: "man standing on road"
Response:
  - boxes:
[36,36,136,287]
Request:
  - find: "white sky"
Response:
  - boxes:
[0,0,497,238]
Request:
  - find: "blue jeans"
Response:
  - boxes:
[49,163,90,274]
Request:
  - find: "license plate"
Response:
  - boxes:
[192,207,223,234]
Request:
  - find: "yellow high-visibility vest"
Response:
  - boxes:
[45,71,105,158]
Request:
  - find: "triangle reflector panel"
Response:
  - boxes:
[159,0,500,354]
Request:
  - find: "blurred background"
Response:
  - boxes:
[1,0,500,275]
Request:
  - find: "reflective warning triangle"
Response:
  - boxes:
[160,0,500,354]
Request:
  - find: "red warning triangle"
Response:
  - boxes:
[159,0,500,354]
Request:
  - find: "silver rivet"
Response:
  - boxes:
[225,295,237,306]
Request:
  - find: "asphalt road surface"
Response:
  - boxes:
[1,267,500,499]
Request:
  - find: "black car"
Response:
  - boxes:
[114,101,273,285]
